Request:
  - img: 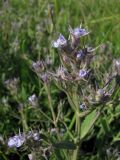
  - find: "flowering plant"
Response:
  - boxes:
[5,25,120,160]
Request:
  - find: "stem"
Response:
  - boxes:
[72,89,81,160]
[76,112,81,138]
[0,151,8,160]
[44,84,70,159]
[38,108,53,123]
[20,108,28,132]
[64,113,76,139]
[14,96,28,132]
[71,145,80,160]
[66,92,77,111]
[44,84,64,145]
[44,83,56,125]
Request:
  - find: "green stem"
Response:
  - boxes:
[64,113,76,139]
[14,96,28,132]
[20,109,28,132]
[71,145,80,160]
[38,108,53,123]
[0,151,8,160]
[44,84,63,144]
[72,90,81,160]
[44,84,56,124]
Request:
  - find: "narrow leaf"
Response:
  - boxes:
[80,110,100,139]
[101,118,110,133]
[53,141,76,150]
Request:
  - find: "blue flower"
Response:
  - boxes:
[76,50,84,60]
[52,34,67,48]
[80,104,86,110]
[8,134,25,148]
[69,26,89,38]
[79,69,88,78]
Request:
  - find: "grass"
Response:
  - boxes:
[0,0,120,159]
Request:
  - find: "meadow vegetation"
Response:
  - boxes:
[0,0,120,159]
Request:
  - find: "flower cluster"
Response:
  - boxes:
[29,26,120,110]
[8,131,40,148]
[50,26,118,108]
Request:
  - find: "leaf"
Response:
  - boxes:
[101,118,110,133]
[80,109,100,139]
[21,85,27,100]
[52,141,76,150]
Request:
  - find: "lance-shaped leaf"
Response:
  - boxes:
[80,109,100,139]
[52,141,76,150]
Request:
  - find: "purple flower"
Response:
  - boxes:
[57,67,66,77]
[8,134,25,148]
[52,34,67,48]
[40,73,50,83]
[69,26,89,38]
[76,50,84,60]
[32,61,44,73]
[79,69,89,78]
[32,61,41,69]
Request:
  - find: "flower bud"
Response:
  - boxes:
[32,61,45,73]
[28,94,38,107]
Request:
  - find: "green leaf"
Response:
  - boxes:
[21,85,27,100]
[80,110,100,139]
[101,118,110,133]
[52,141,76,150]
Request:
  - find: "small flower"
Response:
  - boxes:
[76,50,85,61]
[78,69,89,78]
[32,132,40,141]
[4,78,19,95]
[57,67,66,78]
[80,104,86,110]
[5,78,19,88]
[40,73,50,83]
[69,26,89,39]
[52,34,67,48]
[8,134,25,148]
[32,61,44,73]
[28,94,38,107]
[56,67,72,80]
[26,131,40,141]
